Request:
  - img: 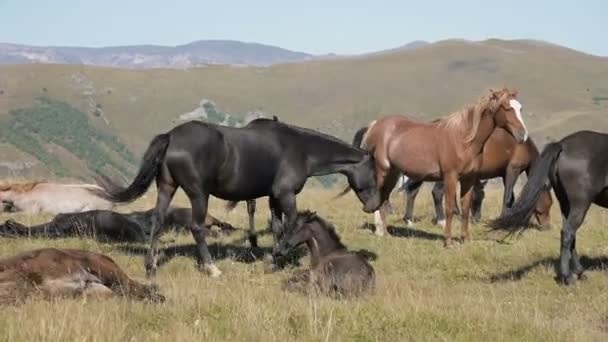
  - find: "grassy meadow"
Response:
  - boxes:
[1,185,608,341]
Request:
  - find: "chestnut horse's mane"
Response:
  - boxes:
[0,180,44,193]
[437,87,518,143]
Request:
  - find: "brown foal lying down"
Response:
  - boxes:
[0,248,165,304]
[273,211,375,298]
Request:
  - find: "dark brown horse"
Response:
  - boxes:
[0,248,164,304]
[273,211,375,298]
[351,88,528,247]
[404,128,553,229]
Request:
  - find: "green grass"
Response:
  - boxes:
[1,186,607,341]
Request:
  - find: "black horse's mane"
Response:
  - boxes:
[298,210,345,248]
[249,117,366,153]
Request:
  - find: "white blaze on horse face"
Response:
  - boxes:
[509,99,528,141]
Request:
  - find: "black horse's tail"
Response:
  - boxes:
[333,126,369,199]
[489,142,562,231]
[96,134,170,203]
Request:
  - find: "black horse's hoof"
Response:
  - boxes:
[248,235,258,249]
[145,268,157,278]
[577,272,588,281]
[555,274,576,286]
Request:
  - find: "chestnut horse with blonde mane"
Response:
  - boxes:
[352,88,528,246]
[0,181,114,214]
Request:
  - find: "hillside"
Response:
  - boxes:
[0,38,607,179]
[0,40,314,68]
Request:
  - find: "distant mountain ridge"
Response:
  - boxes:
[0,40,317,68]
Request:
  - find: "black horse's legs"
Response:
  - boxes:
[431,182,449,226]
[403,179,422,226]
[558,204,588,285]
[246,199,258,248]
[187,191,222,277]
[569,236,586,280]
[502,168,519,215]
[268,196,285,269]
[145,182,176,278]
[470,180,486,224]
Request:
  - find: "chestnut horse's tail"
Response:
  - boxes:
[489,142,562,231]
[333,125,370,199]
[95,134,171,203]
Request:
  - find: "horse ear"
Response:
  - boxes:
[510,88,519,97]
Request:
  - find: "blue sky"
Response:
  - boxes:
[0,0,606,55]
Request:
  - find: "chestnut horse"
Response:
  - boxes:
[354,88,528,246]
[404,128,553,229]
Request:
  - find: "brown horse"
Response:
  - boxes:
[404,128,553,229]
[357,88,528,246]
[0,248,164,304]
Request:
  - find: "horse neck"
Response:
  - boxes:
[305,227,346,268]
[466,112,496,157]
[305,138,365,176]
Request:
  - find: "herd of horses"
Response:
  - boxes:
[1,87,607,304]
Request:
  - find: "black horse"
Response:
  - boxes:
[273,210,375,298]
[0,207,236,243]
[94,118,382,277]
[490,130,608,285]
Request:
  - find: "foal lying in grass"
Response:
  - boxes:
[273,211,375,298]
[0,248,165,305]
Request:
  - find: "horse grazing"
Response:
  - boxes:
[404,128,553,229]
[0,207,235,243]
[273,211,375,298]
[349,88,528,247]
[0,181,114,214]
[0,248,164,305]
[490,130,608,285]
[94,118,381,277]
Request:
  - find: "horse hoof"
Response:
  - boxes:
[436,219,446,228]
[204,264,223,278]
[538,224,552,231]
[248,236,258,249]
[577,273,588,281]
[145,267,157,279]
[555,274,576,286]
[405,219,414,228]
[374,229,386,237]
[444,240,455,249]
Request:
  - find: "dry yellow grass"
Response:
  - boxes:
[1,185,608,341]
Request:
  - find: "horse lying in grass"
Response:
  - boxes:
[0,248,164,305]
[273,211,375,298]
[0,207,236,243]
[490,130,608,285]
[0,181,114,214]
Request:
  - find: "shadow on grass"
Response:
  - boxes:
[359,223,444,241]
[489,256,608,283]
[117,240,308,271]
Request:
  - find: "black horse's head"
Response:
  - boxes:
[346,153,382,213]
[273,211,317,258]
